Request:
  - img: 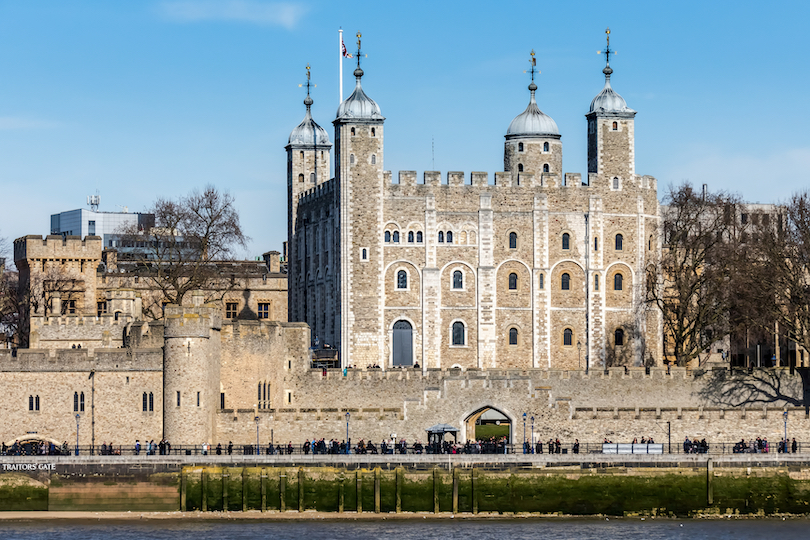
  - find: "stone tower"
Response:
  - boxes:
[334,34,385,367]
[504,52,562,183]
[286,67,332,323]
[162,295,221,445]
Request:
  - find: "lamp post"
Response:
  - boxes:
[577,340,582,370]
[784,411,788,452]
[531,416,535,454]
[522,412,527,454]
[75,414,80,456]
[255,416,260,455]
[345,412,350,454]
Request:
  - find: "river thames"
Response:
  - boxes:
[1,519,808,539]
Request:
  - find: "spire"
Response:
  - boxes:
[589,29,634,115]
[289,64,331,146]
[336,31,382,120]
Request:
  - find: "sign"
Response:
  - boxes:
[2,463,56,471]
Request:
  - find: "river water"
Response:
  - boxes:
[1,519,808,539]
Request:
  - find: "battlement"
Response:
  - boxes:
[297,178,336,205]
[33,314,132,327]
[0,347,163,372]
[14,234,103,264]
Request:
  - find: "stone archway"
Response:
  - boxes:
[464,406,512,443]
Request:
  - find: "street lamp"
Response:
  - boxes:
[345,412,350,454]
[531,416,535,454]
[75,414,80,456]
[784,411,788,452]
[577,340,582,370]
[522,412,527,454]
[255,416,260,455]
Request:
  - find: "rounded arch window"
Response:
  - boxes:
[613,177,620,189]
[518,164,524,172]
[649,235,653,250]
[539,273,544,289]
[615,234,623,250]
[416,231,423,243]
[562,233,570,250]
[438,231,444,243]
[508,272,518,290]
[543,164,549,173]
[452,321,465,346]
[298,173,304,183]
[384,231,391,243]
[595,274,600,291]
[408,231,414,243]
[351,127,355,136]
[361,248,367,260]
[594,237,599,251]
[518,142,524,152]
[452,270,463,289]
[371,127,376,136]
[397,270,407,289]
[509,327,518,345]
[563,328,573,346]
[614,273,623,291]
[299,151,304,160]
[446,231,453,243]
[349,154,355,164]
[310,172,315,183]
[392,231,400,243]
[615,328,625,346]
[509,232,517,249]
[561,273,570,290]
[371,154,376,164]
[543,142,549,152]
[612,121,618,130]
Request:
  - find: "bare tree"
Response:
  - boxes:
[118,186,249,317]
[646,183,746,366]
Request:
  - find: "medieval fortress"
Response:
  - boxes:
[1,40,803,449]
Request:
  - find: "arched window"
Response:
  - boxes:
[561,273,570,290]
[297,173,304,183]
[563,328,573,346]
[543,164,549,172]
[29,395,33,411]
[562,233,570,250]
[518,142,524,152]
[615,328,625,346]
[371,154,376,164]
[539,273,544,289]
[362,248,367,260]
[614,273,623,291]
[384,231,391,243]
[508,273,518,290]
[80,392,84,412]
[310,172,315,183]
[299,151,304,160]
[438,231,444,243]
[408,231,414,243]
[615,234,623,250]
[351,127,355,136]
[257,383,262,401]
[143,392,148,412]
[543,142,549,152]
[595,274,600,291]
[149,392,154,412]
[509,327,518,345]
[397,270,407,289]
[74,392,79,412]
[518,164,524,172]
[613,177,619,189]
[612,121,618,130]
[416,231,423,243]
[446,231,453,243]
[392,231,399,243]
[594,237,599,251]
[452,321,465,346]
[371,127,375,136]
[509,232,517,249]
[350,154,355,164]
[649,235,653,250]
[453,270,463,289]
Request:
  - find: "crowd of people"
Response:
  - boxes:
[733,437,799,454]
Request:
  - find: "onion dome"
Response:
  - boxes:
[506,81,559,138]
[589,66,635,114]
[289,93,330,146]
[336,67,383,120]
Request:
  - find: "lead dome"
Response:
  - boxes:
[589,66,635,114]
[288,94,330,146]
[336,67,383,120]
[506,81,559,138]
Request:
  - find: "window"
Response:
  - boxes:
[362,248,368,260]
[615,234,623,250]
[97,301,107,317]
[350,154,355,164]
[143,392,148,412]
[371,154,376,165]
[176,391,181,407]
[446,231,453,243]
[649,235,653,251]
[408,231,414,243]
[114,312,120,321]
[452,321,465,346]
[385,231,391,243]
[258,303,270,319]
[197,391,200,407]
[543,142,549,152]
[392,231,399,243]
[29,395,33,411]
[74,392,79,412]
[220,393,225,409]
[563,328,573,346]
[518,142,524,152]
[539,274,544,289]
[62,299,76,315]
[453,270,463,289]
[80,392,84,412]
[397,270,407,289]
[88,220,96,236]
[614,273,623,291]
[613,177,619,189]
[615,328,625,346]
[351,127,355,136]
[509,232,517,249]
[298,173,304,183]
[518,164,524,172]
[612,121,618,130]
[594,237,598,251]
[416,232,423,243]
[595,274,600,291]
[561,273,570,290]
[149,392,154,412]
[562,233,570,250]
[225,302,238,319]
[509,327,518,345]
[310,172,315,183]
[438,231,444,243]
[543,164,549,173]
[371,127,375,136]
[508,273,518,290]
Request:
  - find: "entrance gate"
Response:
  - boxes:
[392,320,413,366]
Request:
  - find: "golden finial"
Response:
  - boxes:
[597,28,615,67]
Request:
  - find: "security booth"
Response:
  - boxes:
[426,423,459,454]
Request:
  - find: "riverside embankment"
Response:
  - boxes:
[2,454,810,517]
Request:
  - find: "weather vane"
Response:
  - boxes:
[355,31,367,69]
[597,27,615,67]
[523,49,539,82]
[298,64,316,95]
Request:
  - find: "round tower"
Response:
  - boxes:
[162,293,221,446]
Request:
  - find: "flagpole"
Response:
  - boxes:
[339,28,343,104]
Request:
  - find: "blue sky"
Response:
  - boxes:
[1,0,808,258]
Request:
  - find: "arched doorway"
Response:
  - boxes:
[392,320,413,366]
[464,406,512,443]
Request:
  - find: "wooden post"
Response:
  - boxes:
[180,469,187,512]
[356,470,363,513]
[395,467,402,513]
[707,458,714,505]
[202,469,208,512]
[339,472,345,513]
[242,468,248,512]
[222,471,229,511]
[472,467,478,515]
[261,468,267,512]
[374,468,381,513]
[433,468,439,514]
[279,471,287,512]
[452,467,459,514]
[298,467,304,512]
